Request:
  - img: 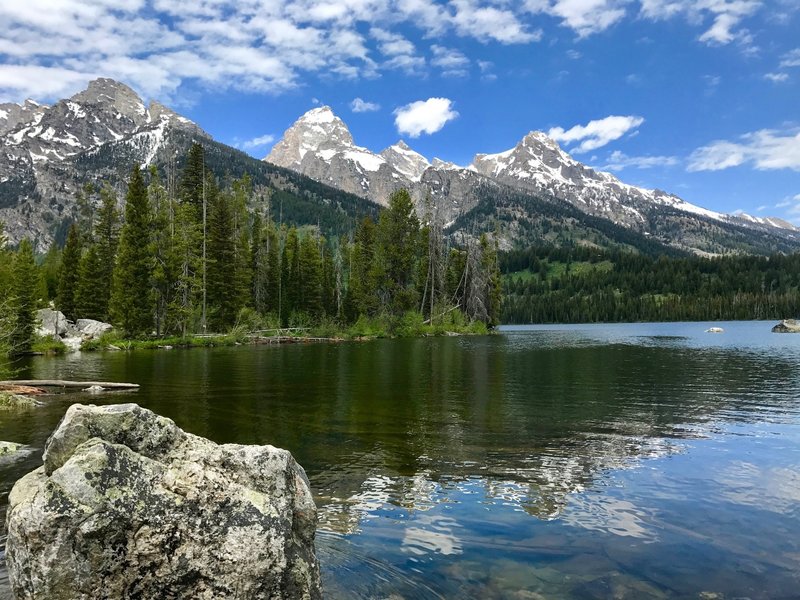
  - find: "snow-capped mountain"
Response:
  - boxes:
[265,106,798,254]
[266,106,413,205]
[379,140,431,182]
[267,106,498,224]
[0,79,207,250]
[470,130,791,235]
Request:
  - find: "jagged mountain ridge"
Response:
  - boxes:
[266,106,800,255]
[0,80,379,251]
[1,79,798,257]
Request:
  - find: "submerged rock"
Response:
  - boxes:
[0,441,23,455]
[0,392,40,410]
[772,319,800,333]
[6,403,321,600]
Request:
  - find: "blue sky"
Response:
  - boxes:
[0,0,798,220]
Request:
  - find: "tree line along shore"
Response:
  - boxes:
[0,143,502,373]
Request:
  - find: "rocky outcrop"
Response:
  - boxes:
[36,309,113,351]
[75,318,113,338]
[5,403,321,599]
[772,319,800,333]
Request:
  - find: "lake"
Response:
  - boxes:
[1,321,799,598]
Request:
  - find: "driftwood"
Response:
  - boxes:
[0,380,139,390]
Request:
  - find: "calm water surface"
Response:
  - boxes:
[1,321,799,598]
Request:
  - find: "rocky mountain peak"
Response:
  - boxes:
[379,140,430,182]
[70,78,148,126]
[266,106,355,168]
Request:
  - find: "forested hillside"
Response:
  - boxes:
[0,143,501,366]
[502,246,800,323]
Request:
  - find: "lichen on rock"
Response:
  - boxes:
[5,403,322,599]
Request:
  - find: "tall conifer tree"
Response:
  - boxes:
[57,223,82,321]
[110,166,154,337]
[11,239,39,354]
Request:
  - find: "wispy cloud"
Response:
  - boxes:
[431,45,470,77]
[604,150,679,170]
[0,0,791,103]
[526,0,628,38]
[240,134,276,150]
[351,97,380,113]
[764,72,789,83]
[688,129,800,172]
[549,115,645,153]
[394,98,458,138]
[779,48,800,68]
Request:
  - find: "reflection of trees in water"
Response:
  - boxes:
[310,339,800,535]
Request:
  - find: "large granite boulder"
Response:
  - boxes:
[75,319,113,338]
[772,319,800,333]
[5,403,321,599]
[35,308,73,338]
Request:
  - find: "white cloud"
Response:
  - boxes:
[241,134,276,150]
[639,0,762,46]
[527,0,628,38]
[351,97,380,112]
[604,150,679,170]
[394,98,458,138]
[431,45,470,77]
[548,115,645,153]
[688,129,800,172]
[764,72,789,83]
[0,0,787,103]
[452,0,542,43]
[780,48,800,68]
[756,204,767,211]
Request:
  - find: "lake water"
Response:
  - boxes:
[1,321,799,598]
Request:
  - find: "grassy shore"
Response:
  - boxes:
[79,311,491,352]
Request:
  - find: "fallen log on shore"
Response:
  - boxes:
[0,380,140,390]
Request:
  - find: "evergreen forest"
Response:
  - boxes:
[502,245,800,323]
[0,144,501,366]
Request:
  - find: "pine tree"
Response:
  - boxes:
[281,227,300,321]
[298,233,323,316]
[75,245,106,321]
[373,189,419,315]
[266,224,281,314]
[345,217,378,320]
[206,181,237,331]
[94,184,120,320]
[110,166,154,337]
[11,239,39,355]
[57,223,82,321]
[180,143,206,219]
[40,243,61,302]
[231,175,253,312]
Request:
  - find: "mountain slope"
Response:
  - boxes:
[265,106,800,256]
[0,81,379,250]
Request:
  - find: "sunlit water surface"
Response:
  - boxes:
[1,321,799,598]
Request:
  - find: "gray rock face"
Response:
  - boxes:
[75,318,113,338]
[266,108,800,255]
[0,78,208,252]
[36,308,72,337]
[772,319,800,333]
[5,403,321,600]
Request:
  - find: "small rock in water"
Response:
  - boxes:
[0,441,23,455]
[772,319,800,333]
[0,393,40,410]
[83,385,105,393]
[705,327,724,333]
[5,403,321,600]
